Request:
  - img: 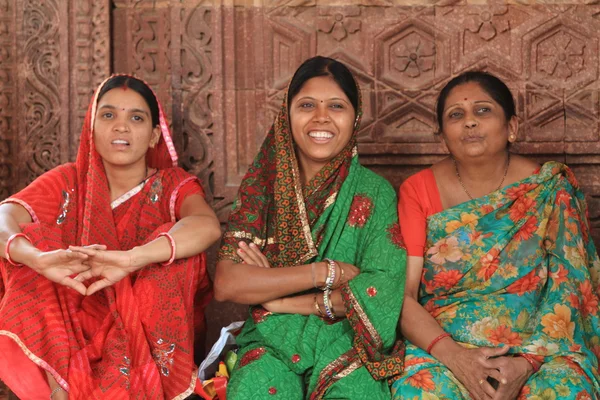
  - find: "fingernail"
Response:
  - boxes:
[249,243,256,248]
[237,248,244,253]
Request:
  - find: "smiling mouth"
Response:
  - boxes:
[308,131,334,140]
[112,139,130,146]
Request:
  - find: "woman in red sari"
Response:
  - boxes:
[0,75,220,399]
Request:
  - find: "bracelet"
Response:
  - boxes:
[50,386,63,399]
[313,294,324,317]
[323,259,336,290]
[332,263,345,289]
[5,233,32,266]
[157,232,176,266]
[426,332,451,354]
[520,353,541,373]
[322,289,336,320]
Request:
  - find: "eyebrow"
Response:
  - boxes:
[445,100,494,111]
[295,96,350,104]
[98,104,149,116]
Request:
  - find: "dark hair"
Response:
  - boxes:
[97,76,160,127]
[288,56,359,112]
[436,71,516,132]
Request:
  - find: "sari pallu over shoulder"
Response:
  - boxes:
[393,162,600,398]
[0,75,212,400]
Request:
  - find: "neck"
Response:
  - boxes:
[102,160,148,201]
[453,151,510,197]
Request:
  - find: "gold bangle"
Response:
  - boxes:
[313,294,325,317]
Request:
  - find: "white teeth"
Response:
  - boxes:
[112,139,129,145]
[308,131,334,139]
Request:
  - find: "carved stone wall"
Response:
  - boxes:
[0,0,110,193]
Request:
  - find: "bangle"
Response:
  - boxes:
[50,386,63,399]
[520,354,540,373]
[426,332,451,354]
[322,289,336,320]
[313,294,324,317]
[332,263,345,289]
[5,233,32,266]
[323,259,336,290]
[157,232,176,266]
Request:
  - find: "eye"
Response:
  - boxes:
[477,107,491,114]
[330,103,344,110]
[102,112,114,119]
[132,115,144,122]
[299,102,314,109]
[448,110,463,119]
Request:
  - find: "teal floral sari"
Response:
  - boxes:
[392,162,600,399]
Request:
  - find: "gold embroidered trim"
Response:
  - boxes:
[290,155,319,264]
[312,349,362,399]
[323,192,338,211]
[334,359,362,380]
[0,330,69,391]
[347,288,382,348]
[172,371,198,400]
[224,231,275,246]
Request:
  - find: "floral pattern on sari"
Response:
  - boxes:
[392,162,600,399]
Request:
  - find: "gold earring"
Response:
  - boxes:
[509,134,516,141]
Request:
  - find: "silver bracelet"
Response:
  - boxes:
[50,386,63,399]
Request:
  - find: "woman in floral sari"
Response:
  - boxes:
[392,71,600,399]
[0,75,220,399]
[215,56,406,399]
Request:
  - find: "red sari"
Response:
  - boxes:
[0,75,212,399]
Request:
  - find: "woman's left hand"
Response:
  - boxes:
[488,355,533,400]
[69,246,135,295]
[237,241,270,268]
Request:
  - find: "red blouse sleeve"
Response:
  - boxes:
[173,179,205,221]
[398,177,428,257]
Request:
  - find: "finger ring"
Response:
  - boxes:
[479,379,484,385]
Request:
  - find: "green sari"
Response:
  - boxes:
[218,87,406,399]
[391,162,600,399]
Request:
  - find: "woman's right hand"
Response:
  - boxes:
[335,261,360,286]
[439,345,510,400]
[29,247,102,295]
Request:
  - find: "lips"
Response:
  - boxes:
[111,139,130,145]
[308,130,334,140]
[463,135,484,142]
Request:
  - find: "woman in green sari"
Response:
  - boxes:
[214,56,406,399]
[393,71,600,399]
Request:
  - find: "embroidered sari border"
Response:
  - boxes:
[345,285,382,348]
[0,330,70,391]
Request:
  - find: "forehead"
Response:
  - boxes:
[445,81,494,105]
[97,87,150,110]
[295,75,348,99]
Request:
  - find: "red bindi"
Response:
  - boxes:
[464,98,468,100]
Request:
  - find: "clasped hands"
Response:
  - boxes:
[444,345,535,400]
[31,244,136,296]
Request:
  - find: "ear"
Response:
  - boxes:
[507,115,518,143]
[149,126,161,148]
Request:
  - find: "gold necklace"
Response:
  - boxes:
[453,153,511,200]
